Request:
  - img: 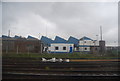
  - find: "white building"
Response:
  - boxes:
[79,36,99,52]
[48,43,74,53]
[41,36,74,53]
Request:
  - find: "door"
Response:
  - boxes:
[69,47,73,53]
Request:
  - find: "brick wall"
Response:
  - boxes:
[2,38,43,54]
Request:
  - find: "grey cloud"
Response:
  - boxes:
[2,2,118,46]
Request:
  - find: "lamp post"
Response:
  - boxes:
[114,41,118,56]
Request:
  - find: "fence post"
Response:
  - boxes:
[41,43,42,54]
[17,45,18,54]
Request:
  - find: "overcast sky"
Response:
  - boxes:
[2,2,118,46]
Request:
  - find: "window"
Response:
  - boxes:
[84,48,87,50]
[55,47,59,50]
[63,47,66,50]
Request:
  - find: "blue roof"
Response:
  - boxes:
[68,36,79,46]
[80,36,93,40]
[54,36,67,43]
[14,35,21,39]
[41,36,73,46]
[79,45,90,47]
[41,36,54,46]
[27,35,37,39]
[2,35,11,38]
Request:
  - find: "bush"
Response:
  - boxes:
[105,50,118,57]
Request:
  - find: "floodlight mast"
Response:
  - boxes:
[46,22,47,37]
[8,24,11,37]
[100,26,102,41]
[8,30,10,37]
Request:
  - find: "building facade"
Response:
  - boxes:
[48,43,74,53]
[41,36,74,53]
[2,35,43,54]
[67,36,79,52]
[79,36,99,53]
[41,36,102,54]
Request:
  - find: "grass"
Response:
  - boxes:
[2,52,119,59]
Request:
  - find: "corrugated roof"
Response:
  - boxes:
[27,35,37,40]
[79,45,90,47]
[80,36,93,40]
[41,36,54,46]
[14,35,21,39]
[2,35,11,38]
[54,36,67,43]
[68,36,79,46]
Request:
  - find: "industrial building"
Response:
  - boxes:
[67,36,79,52]
[2,35,43,54]
[2,34,107,54]
[79,36,99,53]
[40,36,104,54]
[41,36,74,53]
[41,36,54,52]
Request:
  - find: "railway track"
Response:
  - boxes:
[3,72,119,80]
[2,58,120,80]
[3,62,119,69]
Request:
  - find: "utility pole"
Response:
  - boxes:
[100,26,102,41]
[8,30,10,37]
[46,22,47,37]
[8,24,11,37]
[7,29,10,54]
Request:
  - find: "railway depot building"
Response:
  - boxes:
[41,36,101,54]
[41,36,74,53]
[2,35,43,54]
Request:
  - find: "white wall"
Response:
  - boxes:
[79,40,99,52]
[79,40,99,46]
[48,43,74,53]
[79,47,90,51]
